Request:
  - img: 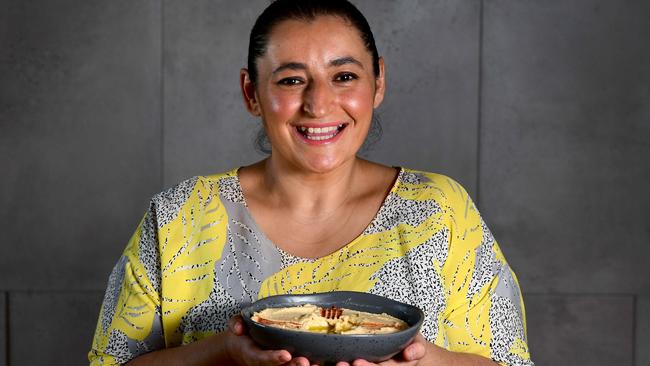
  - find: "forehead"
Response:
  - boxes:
[263,15,371,66]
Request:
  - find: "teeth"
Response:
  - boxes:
[306,133,337,141]
[298,124,344,140]
[299,125,341,133]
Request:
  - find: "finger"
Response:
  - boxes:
[250,349,291,366]
[335,362,350,366]
[234,333,291,366]
[227,315,238,331]
[351,360,374,366]
[402,341,425,361]
[282,357,300,366]
[268,350,292,364]
[228,315,246,336]
[289,356,311,366]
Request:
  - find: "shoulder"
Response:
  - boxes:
[401,169,487,250]
[398,168,473,206]
[149,168,240,228]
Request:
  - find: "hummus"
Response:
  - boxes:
[251,304,408,334]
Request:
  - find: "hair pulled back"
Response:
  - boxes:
[247,0,380,85]
[247,0,382,154]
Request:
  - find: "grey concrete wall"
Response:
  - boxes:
[638,296,650,366]
[480,1,650,364]
[1,292,5,366]
[0,1,647,365]
[8,291,103,365]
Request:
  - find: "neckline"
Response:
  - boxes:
[232,166,404,262]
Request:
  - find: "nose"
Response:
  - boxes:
[302,79,334,118]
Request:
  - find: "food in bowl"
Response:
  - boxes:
[251,304,408,334]
[241,291,425,364]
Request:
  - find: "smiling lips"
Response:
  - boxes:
[296,123,348,142]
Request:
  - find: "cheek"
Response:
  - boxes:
[341,88,375,117]
[267,93,302,116]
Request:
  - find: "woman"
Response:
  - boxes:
[89,1,533,365]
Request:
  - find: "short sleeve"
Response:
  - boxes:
[88,202,165,365]
[440,180,534,366]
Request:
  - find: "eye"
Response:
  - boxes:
[335,72,358,82]
[278,77,304,86]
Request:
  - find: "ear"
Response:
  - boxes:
[373,57,386,109]
[240,68,261,116]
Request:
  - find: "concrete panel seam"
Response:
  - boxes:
[476,0,484,207]
[0,289,105,294]
[525,292,638,298]
[161,0,166,189]
[5,292,10,366]
[632,294,637,366]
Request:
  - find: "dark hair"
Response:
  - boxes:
[247,0,380,84]
[248,0,383,154]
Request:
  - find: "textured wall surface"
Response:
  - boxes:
[525,294,635,365]
[0,0,162,291]
[481,0,650,295]
[479,2,650,364]
[163,0,267,185]
[1,0,648,365]
[638,296,650,366]
[0,292,5,366]
[8,292,103,365]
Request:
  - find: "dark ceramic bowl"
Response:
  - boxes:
[241,291,424,365]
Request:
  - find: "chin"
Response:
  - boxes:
[299,155,348,174]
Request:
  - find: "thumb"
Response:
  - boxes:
[228,315,246,336]
[402,340,425,361]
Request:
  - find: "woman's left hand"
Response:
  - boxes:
[335,333,429,366]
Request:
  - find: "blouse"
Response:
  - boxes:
[89,167,534,366]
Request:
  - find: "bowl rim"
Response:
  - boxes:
[241,290,425,338]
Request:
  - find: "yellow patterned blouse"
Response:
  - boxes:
[89,168,533,366]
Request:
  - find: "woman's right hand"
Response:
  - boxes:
[126,315,315,366]
[226,315,316,366]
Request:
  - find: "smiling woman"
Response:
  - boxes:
[88,1,534,366]
[241,14,384,176]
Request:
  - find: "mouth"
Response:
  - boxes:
[295,123,348,142]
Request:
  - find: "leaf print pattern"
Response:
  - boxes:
[90,169,533,366]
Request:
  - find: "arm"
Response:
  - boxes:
[88,207,165,365]
[438,181,532,366]
[336,333,499,366]
[88,211,305,366]
[90,181,316,366]
[419,343,500,366]
[124,331,234,366]
[338,178,529,366]
[125,316,314,366]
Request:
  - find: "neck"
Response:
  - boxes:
[262,156,362,217]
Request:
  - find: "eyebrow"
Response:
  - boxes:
[330,56,363,69]
[272,62,306,74]
[272,56,364,74]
